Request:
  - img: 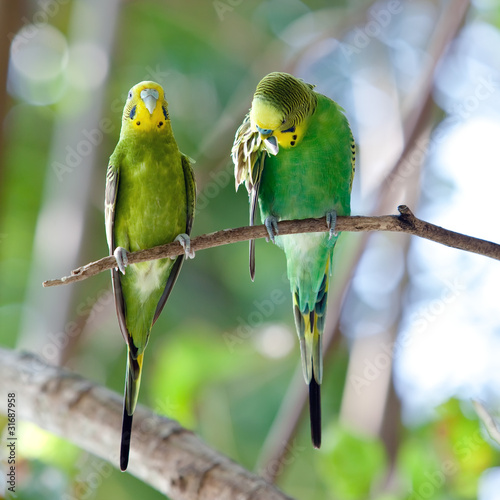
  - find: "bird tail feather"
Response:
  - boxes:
[120,350,144,471]
[293,266,329,449]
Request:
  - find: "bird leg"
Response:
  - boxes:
[326,210,337,240]
[264,215,279,243]
[175,233,195,259]
[114,247,129,275]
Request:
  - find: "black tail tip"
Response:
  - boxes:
[309,378,321,449]
[120,452,129,472]
[120,408,134,471]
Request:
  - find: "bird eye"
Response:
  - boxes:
[128,91,133,100]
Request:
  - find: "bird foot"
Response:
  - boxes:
[326,210,337,240]
[175,233,195,259]
[264,216,279,243]
[114,247,129,275]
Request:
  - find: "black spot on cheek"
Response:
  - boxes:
[292,134,297,140]
[136,121,141,126]
[158,121,163,128]
[290,141,296,146]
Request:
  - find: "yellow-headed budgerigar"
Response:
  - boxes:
[105,81,195,470]
[232,72,355,447]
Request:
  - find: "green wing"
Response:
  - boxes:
[182,154,196,235]
[152,153,196,324]
[105,161,131,345]
[105,163,119,252]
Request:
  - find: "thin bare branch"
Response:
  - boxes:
[473,400,500,446]
[43,205,500,288]
[0,347,294,500]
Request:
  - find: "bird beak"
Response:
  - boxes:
[264,135,279,155]
[255,125,279,155]
[140,88,159,115]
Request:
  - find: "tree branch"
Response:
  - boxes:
[0,347,294,500]
[42,205,500,288]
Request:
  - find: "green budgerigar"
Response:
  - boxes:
[105,81,195,471]
[232,72,355,448]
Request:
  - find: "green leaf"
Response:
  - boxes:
[317,423,387,499]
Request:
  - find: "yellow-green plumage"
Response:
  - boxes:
[105,81,195,471]
[232,72,355,448]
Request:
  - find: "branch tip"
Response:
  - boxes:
[397,205,413,217]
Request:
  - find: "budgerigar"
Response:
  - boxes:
[232,72,355,447]
[105,81,195,471]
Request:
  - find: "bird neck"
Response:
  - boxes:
[120,119,174,142]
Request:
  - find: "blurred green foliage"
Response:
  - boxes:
[1,0,500,499]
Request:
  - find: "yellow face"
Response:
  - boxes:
[250,98,283,133]
[122,81,169,135]
[250,97,307,150]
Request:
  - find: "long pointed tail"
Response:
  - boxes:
[293,271,328,449]
[309,376,321,448]
[120,406,133,471]
[120,350,144,471]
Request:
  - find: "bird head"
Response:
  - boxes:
[121,81,169,136]
[250,99,282,155]
[249,72,317,154]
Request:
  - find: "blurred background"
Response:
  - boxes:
[1,0,500,498]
